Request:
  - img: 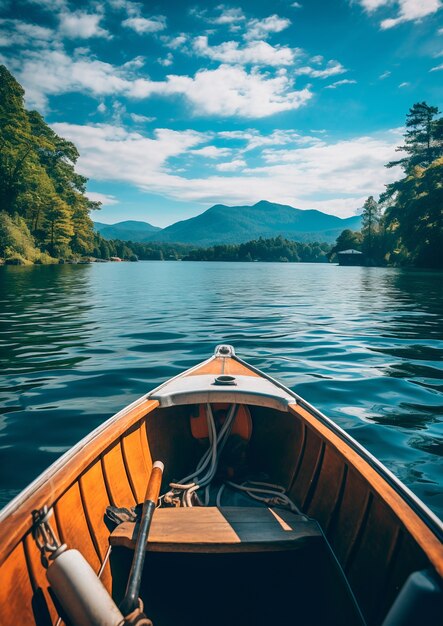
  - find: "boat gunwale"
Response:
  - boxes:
[231,352,443,542]
[0,397,160,566]
[0,354,218,566]
[0,354,215,524]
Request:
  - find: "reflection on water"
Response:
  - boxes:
[0,263,442,517]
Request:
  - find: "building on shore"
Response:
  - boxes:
[337,249,365,266]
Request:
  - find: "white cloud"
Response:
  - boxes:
[216,159,247,171]
[245,15,291,40]
[354,0,442,28]
[122,56,145,70]
[6,49,134,109]
[158,52,173,66]
[399,81,410,86]
[122,16,166,34]
[211,6,246,25]
[379,70,391,79]
[291,3,303,8]
[26,0,68,9]
[130,113,156,123]
[11,20,53,40]
[107,0,142,15]
[54,122,402,218]
[381,1,441,29]
[52,122,208,185]
[97,102,106,113]
[131,65,313,118]
[430,62,443,70]
[192,6,246,26]
[192,35,296,66]
[87,192,119,205]
[357,0,392,10]
[59,11,110,39]
[325,78,357,88]
[218,129,321,151]
[191,146,232,158]
[0,19,54,46]
[296,60,347,79]
[5,47,312,117]
[162,34,188,49]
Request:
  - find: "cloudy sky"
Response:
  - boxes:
[1,0,442,225]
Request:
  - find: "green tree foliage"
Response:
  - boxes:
[360,195,388,264]
[383,102,443,269]
[0,211,38,261]
[384,159,443,268]
[0,66,99,261]
[89,235,331,263]
[181,236,331,263]
[329,229,362,261]
[361,197,380,255]
[387,102,443,172]
[332,102,442,269]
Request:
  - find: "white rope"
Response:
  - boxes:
[225,480,301,514]
[163,404,237,507]
[161,404,300,513]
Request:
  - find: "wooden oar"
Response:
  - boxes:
[120,461,164,618]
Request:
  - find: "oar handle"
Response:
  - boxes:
[145,461,164,504]
[120,461,164,617]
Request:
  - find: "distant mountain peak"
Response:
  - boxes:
[94,219,161,241]
[95,201,361,245]
[148,201,361,245]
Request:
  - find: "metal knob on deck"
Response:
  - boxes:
[213,375,237,386]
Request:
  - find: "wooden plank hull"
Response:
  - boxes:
[0,347,441,626]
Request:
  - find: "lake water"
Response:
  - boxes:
[0,262,442,518]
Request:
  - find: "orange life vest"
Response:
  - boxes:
[190,403,252,442]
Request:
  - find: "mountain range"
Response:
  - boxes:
[94,220,161,240]
[94,201,362,246]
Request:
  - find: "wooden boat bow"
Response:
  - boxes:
[0,345,441,626]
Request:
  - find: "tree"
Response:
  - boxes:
[0,66,38,213]
[385,160,443,268]
[44,196,74,256]
[387,102,443,173]
[329,229,362,261]
[361,196,381,261]
[382,102,443,268]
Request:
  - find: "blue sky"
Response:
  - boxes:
[1,0,442,226]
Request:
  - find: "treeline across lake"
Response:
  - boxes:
[89,235,331,263]
[180,237,330,262]
[92,236,192,261]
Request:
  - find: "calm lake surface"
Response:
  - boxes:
[0,262,442,517]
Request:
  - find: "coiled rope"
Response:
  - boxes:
[162,403,300,513]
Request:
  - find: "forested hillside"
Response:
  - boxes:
[0,65,99,264]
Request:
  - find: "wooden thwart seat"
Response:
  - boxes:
[110,506,322,553]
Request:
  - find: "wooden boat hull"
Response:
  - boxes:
[0,345,441,626]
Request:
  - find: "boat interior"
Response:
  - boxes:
[108,402,366,626]
[0,353,442,626]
